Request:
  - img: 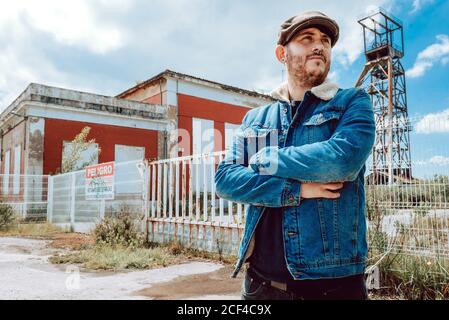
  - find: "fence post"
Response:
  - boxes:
[23,175,28,219]
[47,176,54,223]
[143,161,150,241]
[143,160,150,220]
[99,200,105,220]
[70,172,76,228]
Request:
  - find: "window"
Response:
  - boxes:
[13,145,21,194]
[224,122,240,151]
[192,118,215,155]
[114,145,145,164]
[114,145,145,194]
[3,150,10,195]
[192,118,215,192]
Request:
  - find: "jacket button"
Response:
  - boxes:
[283,108,288,113]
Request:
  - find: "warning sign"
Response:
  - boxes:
[85,162,114,200]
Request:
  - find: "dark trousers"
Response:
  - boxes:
[241,267,368,300]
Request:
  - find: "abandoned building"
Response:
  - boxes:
[0,69,272,194]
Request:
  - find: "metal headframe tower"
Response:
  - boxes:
[355,8,412,185]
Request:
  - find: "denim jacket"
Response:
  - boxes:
[215,80,376,280]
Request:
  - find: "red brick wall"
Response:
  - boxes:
[43,118,159,174]
[177,94,250,155]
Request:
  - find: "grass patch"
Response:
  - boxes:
[49,244,178,271]
[0,222,69,238]
[367,202,449,300]
[377,254,449,300]
[47,210,238,271]
[49,240,237,271]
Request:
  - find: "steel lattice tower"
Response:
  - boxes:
[356,9,412,185]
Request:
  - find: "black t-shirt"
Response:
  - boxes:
[248,101,302,282]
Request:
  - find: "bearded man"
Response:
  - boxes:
[215,11,376,300]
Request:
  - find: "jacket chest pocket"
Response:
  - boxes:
[303,110,342,143]
[241,125,280,160]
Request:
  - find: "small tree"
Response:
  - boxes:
[61,126,101,173]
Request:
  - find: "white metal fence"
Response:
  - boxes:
[33,111,449,258]
[366,176,449,259]
[364,114,449,262]
[47,160,148,233]
[42,150,449,260]
[147,152,244,254]
[0,174,49,219]
[145,150,449,261]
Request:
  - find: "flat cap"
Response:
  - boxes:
[277,11,339,47]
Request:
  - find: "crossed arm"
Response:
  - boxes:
[214,89,375,207]
[248,90,375,182]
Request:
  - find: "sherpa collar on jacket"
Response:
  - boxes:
[270,79,339,102]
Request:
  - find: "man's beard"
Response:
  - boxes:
[286,53,330,88]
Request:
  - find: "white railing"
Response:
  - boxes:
[42,150,449,259]
[148,151,244,226]
[366,177,449,259]
[47,160,147,233]
[0,174,49,219]
[146,150,449,259]
[147,151,244,254]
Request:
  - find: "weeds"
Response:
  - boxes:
[377,255,449,300]
[366,185,449,299]
[92,211,145,248]
[49,245,176,270]
[0,222,68,237]
[0,202,15,231]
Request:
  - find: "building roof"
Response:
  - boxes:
[0,83,167,124]
[117,69,273,101]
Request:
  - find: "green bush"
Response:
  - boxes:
[0,202,15,231]
[92,211,145,248]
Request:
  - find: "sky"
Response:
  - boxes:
[0,0,448,178]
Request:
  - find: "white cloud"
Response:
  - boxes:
[327,70,340,83]
[0,0,396,110]
[252,71,284,96]
[415,108,449,134]
[0,0,132,109]
[5,0,127,54]
[326,1,393,66]
[429,155,449,166]
[410,0,435,13]
[407,35,449,78]
[415,155,449,166]
[0,45,70,108]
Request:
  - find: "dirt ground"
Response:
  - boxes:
[136,264,242,300]
[47,232,94,250]
[0,235,241,300]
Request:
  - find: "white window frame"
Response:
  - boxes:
[114,144,145,195]
[3,150,10,195]
[13,145,21,195]
[224,122,240,152]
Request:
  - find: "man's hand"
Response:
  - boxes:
[300,182,343,199]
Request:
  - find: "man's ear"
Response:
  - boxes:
[275,45,286,63]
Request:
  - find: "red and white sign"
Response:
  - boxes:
[85,162,114,200]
